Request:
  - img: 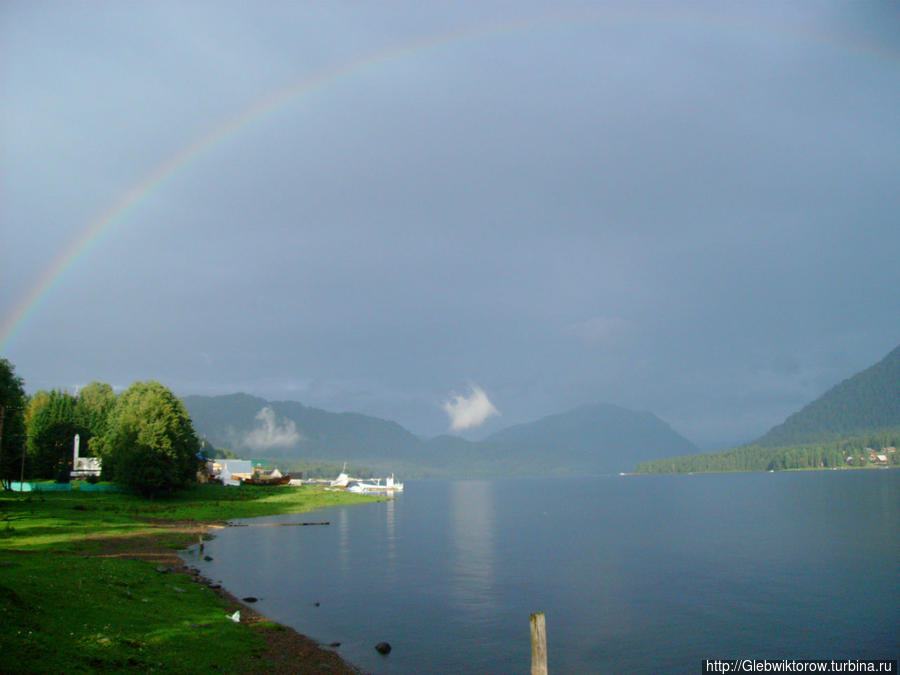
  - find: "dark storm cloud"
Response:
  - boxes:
[2,1,899,446]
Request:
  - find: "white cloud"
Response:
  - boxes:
[442,384,500,431]
[242,407,302,451]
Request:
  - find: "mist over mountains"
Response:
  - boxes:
[182,394,698,478]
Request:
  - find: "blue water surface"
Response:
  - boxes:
[186,471,900,674]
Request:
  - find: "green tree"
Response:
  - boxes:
[25,389,87,481]
[98,381,200,497]
[0,358,27,488]
[77,382,116,452]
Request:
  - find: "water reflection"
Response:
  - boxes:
[449,480,496,613]
[384,498,397,583]
[386,497,395,540]
[337,507,350,576]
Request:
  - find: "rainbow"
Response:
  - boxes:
[1,8,895,352]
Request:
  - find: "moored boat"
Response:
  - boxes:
[347,473,404,494]
[243,468,291,485]
[330,462,351,488]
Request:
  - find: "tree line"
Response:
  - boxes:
[635,431,900,474]
[0,358,200,497]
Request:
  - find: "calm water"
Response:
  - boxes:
[186,472,899,674]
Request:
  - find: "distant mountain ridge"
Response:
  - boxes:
[484,403,698,472]
[754,343,900,447]
[182,394,697,478]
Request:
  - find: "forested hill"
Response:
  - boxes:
[754,343,900,447]
[634,342,900,474]
[182,393,422,465]
[635,430,900,474]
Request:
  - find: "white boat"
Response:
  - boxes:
[346,474,404,494]
[330,462,351,488]
[385,474,403,492]
[331,464,403,493]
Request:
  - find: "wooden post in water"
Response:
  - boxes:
[530,611,547,675]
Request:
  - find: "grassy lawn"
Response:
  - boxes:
[0,484,377,673]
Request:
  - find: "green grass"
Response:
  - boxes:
[0,552,261,673]
[0,483,374,551]
[0,484,378,673]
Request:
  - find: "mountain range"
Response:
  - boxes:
[188,340,900,477]
[182,394,698,478]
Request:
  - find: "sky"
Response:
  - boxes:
[2,1,899,449]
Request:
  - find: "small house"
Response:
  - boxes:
[209,459,254,486]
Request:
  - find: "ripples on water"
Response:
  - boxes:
[186,471,900,674]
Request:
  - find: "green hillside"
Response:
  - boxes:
[755,344,900,447]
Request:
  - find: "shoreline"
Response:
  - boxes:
[135,520,367,675]
[0,483,381,672]
[632,464,899,476]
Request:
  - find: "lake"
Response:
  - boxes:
[185,471,899,673]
